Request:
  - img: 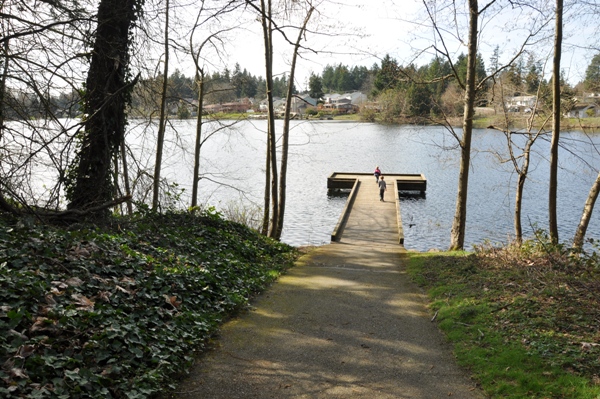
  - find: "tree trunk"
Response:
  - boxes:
[514,142,534,245]
[152,0,170,211]
[259,0,279,237]
[573,170,600,251]
[120,140,133,215]
[275,7,314,240]
[549,0,563,244]
[262,139,271,235]
[191,74,204,209]
[449,0,478,251]
[0,39,8,141]
[67,0,137,214]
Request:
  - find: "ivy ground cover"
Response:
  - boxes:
[0,211,297,398]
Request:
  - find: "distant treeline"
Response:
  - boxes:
[8,48,598,121]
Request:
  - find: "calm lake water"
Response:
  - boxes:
[129,119,600,252]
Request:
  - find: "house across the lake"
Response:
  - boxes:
[321,92,367,114]
[504,95,537,113]
[565,103,600,118]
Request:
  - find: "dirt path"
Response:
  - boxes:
[169,243,485,398]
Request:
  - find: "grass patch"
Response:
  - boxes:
[0,211,297,398]
[405,247,600,399]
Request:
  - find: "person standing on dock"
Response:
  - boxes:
[378,175,387,201]
[374,166,381,182]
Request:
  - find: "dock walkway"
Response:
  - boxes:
[328,173,426,246]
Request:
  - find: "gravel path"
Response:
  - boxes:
[168,243,486,399]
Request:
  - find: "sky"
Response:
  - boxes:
[175,0,600,91]
[225,0,427,90]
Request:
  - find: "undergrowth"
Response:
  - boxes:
[406,239,600,398]
[0,211,297,398]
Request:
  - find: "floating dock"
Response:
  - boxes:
[327,173,427,245]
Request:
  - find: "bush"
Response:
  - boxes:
[305,108,318,116]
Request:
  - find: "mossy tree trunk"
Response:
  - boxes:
[67,0,140,214]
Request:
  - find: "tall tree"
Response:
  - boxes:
[276,5,313,239]
[549,0,563,244]
[255,0,279,236]
[188,1,239,210]
[372,54,401,95]
[423,0,545,249]
[308,73,324,99]
[524,53,542,94]
[448,0,480,250]
[67,0,141,213]
[151,0,170,211]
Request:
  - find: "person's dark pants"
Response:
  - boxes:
[380,189,385,201]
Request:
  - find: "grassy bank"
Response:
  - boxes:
[405,243,600,398]
[0,211,297,398]
[472,113,600,131]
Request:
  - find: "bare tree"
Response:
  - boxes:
[548,0,563,244]
[245,0,320,238]
[188,3,241,210]
[489,68,551,244]
[275,6,314,240]
[260,0,280,237]
[0,1,91,212]
[151,0,171,211]
[573,170,600,250]
[421,0,550,250]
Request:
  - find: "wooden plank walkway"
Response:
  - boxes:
[328,173,426,247]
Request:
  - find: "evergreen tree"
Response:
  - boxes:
[584,53,600,92]
[455,53,486,85]
[406,82,432,117]
[524,53,542,94]
[321,65,335,92]
[488,45,500,75]
[308,73,324,99]
[350,66,369,91]
[506,56,524,94]
[373,54,400,95]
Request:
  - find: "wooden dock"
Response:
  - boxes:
[327,173,426,246]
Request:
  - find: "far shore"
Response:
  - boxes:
[166,110,600,132]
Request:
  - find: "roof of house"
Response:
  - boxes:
[323,91,366,104]
[570,104,597,111]
[293,94,317,106]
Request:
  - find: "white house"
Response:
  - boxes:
[321,91,367,113]
[504,95,537,112]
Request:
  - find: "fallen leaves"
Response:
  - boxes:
[164,294,182,308]
[71,293,95,311]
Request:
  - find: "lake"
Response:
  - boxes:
[129,119,600,252]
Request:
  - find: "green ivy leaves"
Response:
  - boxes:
[0,211,296,398]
